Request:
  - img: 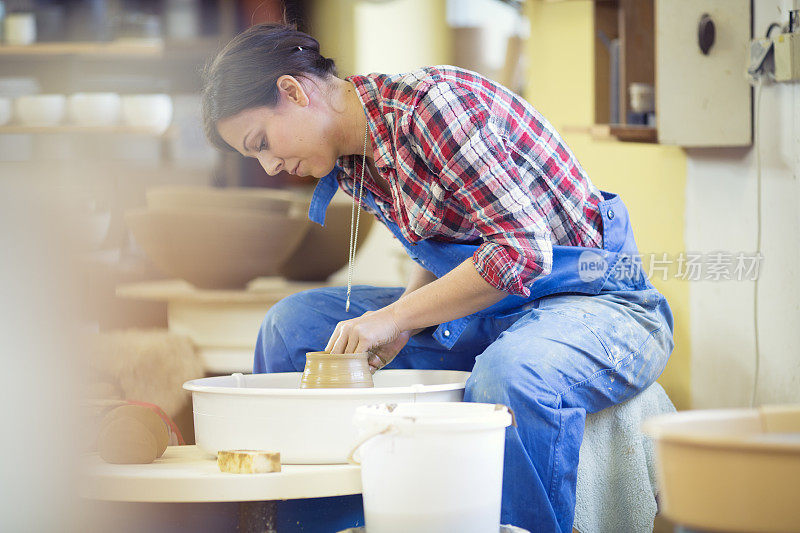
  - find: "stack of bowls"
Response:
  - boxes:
[127,185,377,289]
[126,186,312,289]
[5,92,173,132]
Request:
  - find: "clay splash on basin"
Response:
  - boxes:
[300,351,374,389]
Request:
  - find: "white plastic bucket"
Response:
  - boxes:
[351,402,513,533]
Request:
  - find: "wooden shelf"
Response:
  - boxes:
[0,38,221,59]
[116,278,333,305]
[591,124,656,143]
[562,124,657,143]
[592,0,656,140]
[0,40,163,57]
[0,125,176,137]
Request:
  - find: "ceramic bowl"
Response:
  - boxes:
[120,94,173,133]
[145,185,309,217]
[125,206,311,289]
[300,352,374,389]
[15,94,66,126]
[643,405,800,532]
[279,200,375,281]
[68,92,121,126]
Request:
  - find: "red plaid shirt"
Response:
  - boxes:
[336,66,604,297]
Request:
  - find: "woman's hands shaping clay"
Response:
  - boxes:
[325,307,411,373]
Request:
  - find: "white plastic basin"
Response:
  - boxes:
[183,370,470,464]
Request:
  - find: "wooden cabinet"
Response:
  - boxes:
[588,0,751,146]
[592,0,657,142]
[656,0,752,147]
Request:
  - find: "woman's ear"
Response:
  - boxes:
[276,75,309,107]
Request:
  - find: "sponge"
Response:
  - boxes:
[218,450,281,474]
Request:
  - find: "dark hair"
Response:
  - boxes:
[201,23,338,152]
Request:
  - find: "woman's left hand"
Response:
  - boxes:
[324,307,409,372]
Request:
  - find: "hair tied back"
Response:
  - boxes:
[200,23,338,152]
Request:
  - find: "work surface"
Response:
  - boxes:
[80,445,362,503]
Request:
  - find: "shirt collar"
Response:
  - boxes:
[308,167,340,226]
[344,73,395,170]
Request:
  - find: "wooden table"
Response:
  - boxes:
[116,278,331,374]
[81,445,362,532]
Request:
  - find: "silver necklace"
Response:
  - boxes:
[345,116,368,312]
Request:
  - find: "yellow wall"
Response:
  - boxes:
[309,0,450,78]
[308,0,357,77]
[354,0,450,74]
[526,0,690,409]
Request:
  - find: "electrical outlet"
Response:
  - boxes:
[748,37,775,80]
[774,31,800,81]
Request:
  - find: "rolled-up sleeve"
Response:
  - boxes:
[405,82,552,297]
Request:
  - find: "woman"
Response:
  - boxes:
[201,23,674,533]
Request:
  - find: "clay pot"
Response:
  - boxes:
[300,352,374,389]
[279,201,375,281]
[125,206,310,289]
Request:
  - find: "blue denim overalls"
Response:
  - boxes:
[254,168,675,532]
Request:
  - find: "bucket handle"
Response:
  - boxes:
[496,404,517,427]
[348,405,516,465]
[347,425,398,465]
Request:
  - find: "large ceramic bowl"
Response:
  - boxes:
[126,206,310,289]
[145,185,308,217]
[643,405,800,532]
[183,370,470,464]
[279,199,375,281]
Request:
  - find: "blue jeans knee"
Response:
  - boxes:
[253,290,321,374]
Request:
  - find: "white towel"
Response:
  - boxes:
[573,382,676,533]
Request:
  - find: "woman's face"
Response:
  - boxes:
[216,75,341,179]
